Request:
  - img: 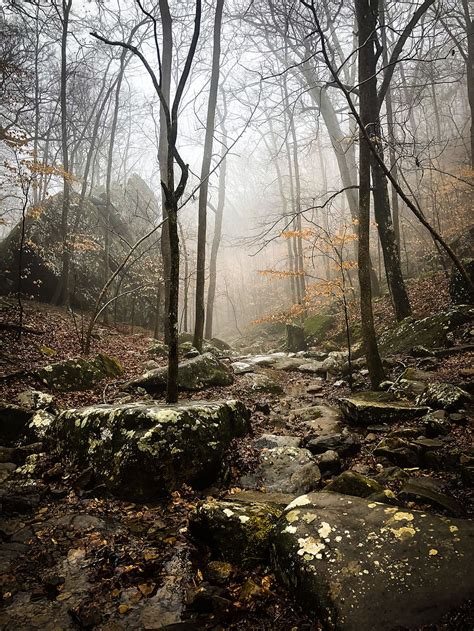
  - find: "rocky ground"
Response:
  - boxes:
[0,294,473,630]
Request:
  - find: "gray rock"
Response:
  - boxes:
[398,477,464,516]
[272,492,474,630]
[0,462,17,484]
[298,361,325,374]
[254,434,301,450]
[417,382,471,411]
[373,437,420,468]
[127,352,234,393]
[290,404,341,436]
[306,433,360,457]
[0,403,33,444]
[244,447,321,495]
[338,392,428,425]
[17,390,54,411]
[47,400,250,499]
[231,361,253,375]
[314,450,340,474]
[240,373,283,394]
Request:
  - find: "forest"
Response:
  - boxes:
[0,0,473,628]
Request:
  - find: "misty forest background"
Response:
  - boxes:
[0,0,473,395]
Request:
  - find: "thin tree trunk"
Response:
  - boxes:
[462,0,474,169]
[205,106,227,340]
[193,0,224,352]
[56,0,72,306]
[356,0,385,388]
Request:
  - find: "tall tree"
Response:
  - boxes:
[193,0,224,352]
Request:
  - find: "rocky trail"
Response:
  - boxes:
[1,298,473,630]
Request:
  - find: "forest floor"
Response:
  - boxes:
[0,279,473,630]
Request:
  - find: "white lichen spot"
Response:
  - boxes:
[392,512,414,522]
[223,508,234,518]
[429,549,438,556]
[335,536,342,543]
[297,536,326,557]
[284,525,297,534]
[449,525,459,533]
[390,526,416,539]
[303,512,317,524]
[286,510,300,523]
[239,515,250,523]
[318,522,332,539]
[286,495,310,510]
[368,503,377,508]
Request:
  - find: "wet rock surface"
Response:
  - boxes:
[272,492,474,630]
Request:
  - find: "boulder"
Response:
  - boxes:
[47,400,250,499]
[230,361,253,375]
[398,477,464,516]
[17,390,54,410]
[373,437,420,468]
[240,373,283,394]
[290,404,341,436]
[190,497,283,567]
[179,341,200,357]
[314,450,341,474]
[306,433,360,458]
[323,471,384,498]
[417,382,471,411]
[298,362,325,374]
[127,353,234,393]
[449,258,474,304]
[379,305,474,355]
[272,492,474,630]
[242,447,321,495]
[36,353,123,391]
[338,392,428,426]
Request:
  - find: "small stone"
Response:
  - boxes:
[205,561,234,585]
[254,434,301,450]
[314,450,340,474]
[323,470,384,498]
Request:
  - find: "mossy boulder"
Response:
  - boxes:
[178,332,194,344]
[379,305,474,355]
[271,492,474,630]
[190,498,283,567]
[323,471,384,498]
[417,382,471,411]
[304,314,336,343]
[47,400,250,499]
[338,392,428,426]
[127,353,234,393]
[36,353,123,392]
[210,337,232,351]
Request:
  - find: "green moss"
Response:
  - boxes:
[304,314,336,342]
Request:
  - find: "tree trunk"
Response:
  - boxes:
[205,106,227,340]
[356,0,385,388]
[462,0,474,169]
[159,0,173,344]
[56,0,72,305]
[193,0,224,352]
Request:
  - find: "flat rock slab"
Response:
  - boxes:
[290,404,341,436]
[48,400,250,499]
[338,392,428,426]
[126,353,234,393]
[272,492,474,630]
[254,434,301,450]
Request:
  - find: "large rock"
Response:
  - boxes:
[241,447,321,495]
[417,382,471,411]
[127,353,233,393]
[272,492,474,630]
[0,403,33,444]
[36,353,123,391]
[47,400,250,499]
[379,305,474,355]
[190,497,283,566]
[338,392,428,426]
[323,471,384,498]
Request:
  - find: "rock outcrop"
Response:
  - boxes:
[47,400,250,499]
[272,492,474,630]
[36,353,123,391]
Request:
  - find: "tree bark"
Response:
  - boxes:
[193,0,224,352]
[356,0,385,388]
[205,108,227,340]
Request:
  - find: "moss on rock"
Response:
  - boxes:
[36,353,123,392]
